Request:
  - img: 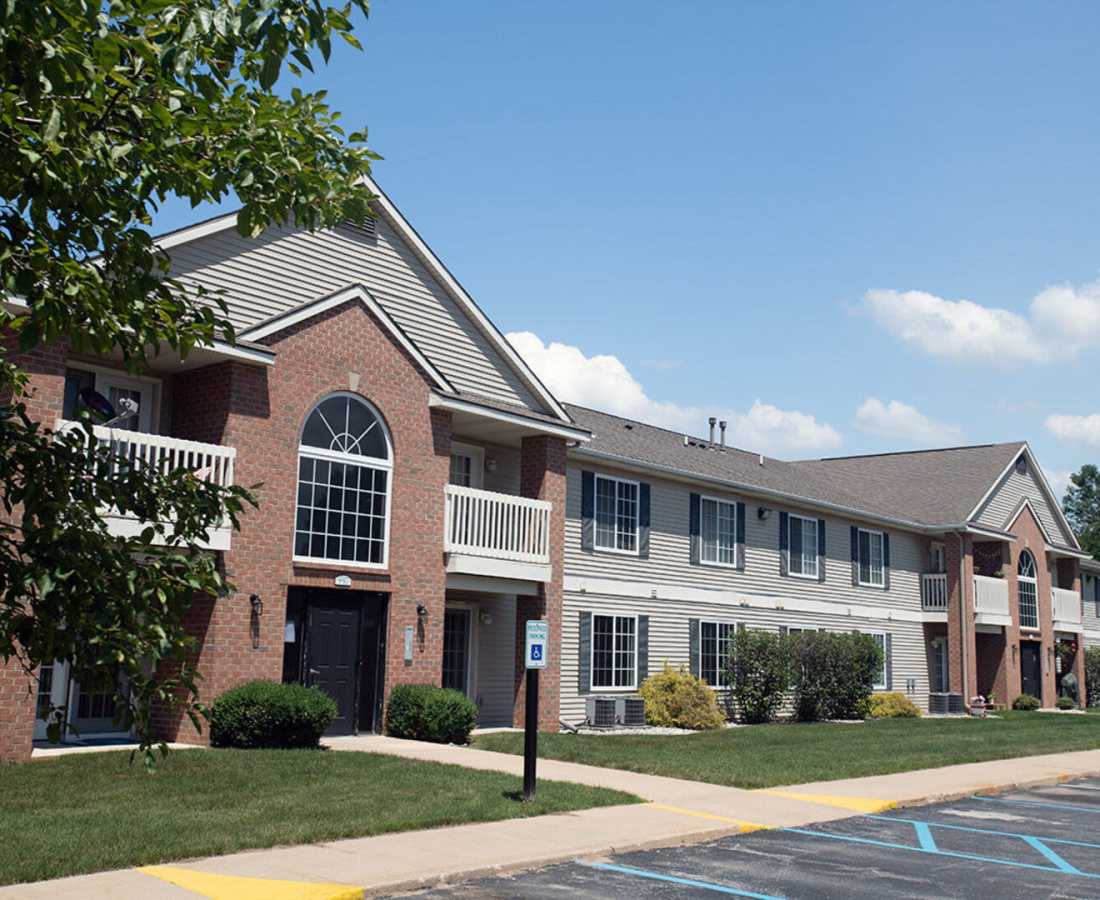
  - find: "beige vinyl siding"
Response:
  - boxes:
[166,219,542,410]
[1084,574,1100,648]
[564,464,928,616]
[560,590,932,723]
[975,465,1074,545]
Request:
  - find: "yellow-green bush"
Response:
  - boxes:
[865,692,922,719]
[638,665,726,730]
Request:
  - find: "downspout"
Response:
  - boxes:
[957,532,970,701]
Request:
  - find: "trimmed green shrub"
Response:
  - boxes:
[639,665,725,730]
[790,631,883,721]
[866,692,922,719]
[1056,696,1076,710]
[209,680,336,749]
[1012,693,1041,711]
[725,628,790,724]
[386,684,478,744]
[1086,646,1100,708]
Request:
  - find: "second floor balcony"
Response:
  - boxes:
[920,573,948,611]
[56,420,237,551]
[973,574,1011,626]
[443,484,552,583]
[1052,586,1083,632]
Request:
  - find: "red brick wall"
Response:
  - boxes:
[944,533,977,696]
[1007,506,1056,706]
[0,339,68,761]
[513,435,566,731]
[158,298,453,742]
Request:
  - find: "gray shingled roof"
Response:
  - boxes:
[565,403,1026,529]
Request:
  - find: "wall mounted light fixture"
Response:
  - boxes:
[757,507,772,521]
[249,594,264,616]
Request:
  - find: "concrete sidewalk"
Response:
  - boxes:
[5,741,1100,899]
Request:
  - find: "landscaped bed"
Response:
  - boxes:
[474,711,1100,790]
[0,749,638,886]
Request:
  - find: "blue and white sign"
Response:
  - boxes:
[525,619,549,670]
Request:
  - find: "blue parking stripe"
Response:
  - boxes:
[869,814,1100,851]
[912,822,937,852]
[574,860,785,898]
[973,795,1100,814]
[1020,836,1081,874]
[782,827,1100,879]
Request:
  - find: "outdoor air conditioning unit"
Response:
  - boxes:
[929,692,965,715]
[585,696,646,728]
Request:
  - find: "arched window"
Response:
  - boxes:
[1017,549,1038,629]
[294,393,392,566]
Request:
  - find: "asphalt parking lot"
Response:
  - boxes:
[404,777,1100,899]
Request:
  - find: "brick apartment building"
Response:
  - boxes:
[1,179,1096,762]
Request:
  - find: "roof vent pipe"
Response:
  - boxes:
[708,417,717,449]
[758,453,764,466]
[719,420,727,450]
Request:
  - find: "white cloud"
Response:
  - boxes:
[507,331,842,456]
[863,278,1100,365]
[1046,469,1074,500]
[1045,413,1100,448]
[855,397,962,445]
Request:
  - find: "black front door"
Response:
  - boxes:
[1020,642,1042,701]
[306,600,362,736]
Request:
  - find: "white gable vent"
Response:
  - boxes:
[345,217,378,240]
[1015,456,1028,476]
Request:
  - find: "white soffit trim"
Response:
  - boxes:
[965,523,1017,542]
[240,285,453,392]
[155,212,241,251]
[563,575,928,624]
[429,392,592,441]
[1045,543,1093,561]
[209,339,275,367]
[966,444,1080,550]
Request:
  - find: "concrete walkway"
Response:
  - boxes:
[5,740,1100,899]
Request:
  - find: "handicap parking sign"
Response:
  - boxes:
[525,620,549,670]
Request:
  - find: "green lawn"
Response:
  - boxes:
[0,749,638,886]
[474,711,1100,790]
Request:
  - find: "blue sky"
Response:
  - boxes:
[152,1,1100,494]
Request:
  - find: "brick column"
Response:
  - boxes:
[513,435,565,731]
[944,533,977,698]
[0,660,37,762]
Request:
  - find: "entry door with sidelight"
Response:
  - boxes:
[305,601,362,736]
[442,609,472,696]
[1020,642,1043,700]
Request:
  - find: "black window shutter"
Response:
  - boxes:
[638,483,651,559]
[688,618,701,678]
[689,493,701,565]
[637,615,650,684]
[885,633,893,690]
[578,611,592,693]
[778,511,790,576]
[817,518,827,583]
[850,526,859,587]
[736,502,747,570]
[882,533,891,591]
[581,471,595,553]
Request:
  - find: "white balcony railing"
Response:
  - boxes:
[973,574,1011,624]
[55,420,236,550]
[444,484,551,567]
[1052,587,1083,630]
[920,573,948,610]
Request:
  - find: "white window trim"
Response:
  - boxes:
[590,611,639,691]
[593,473,641,557]
[699,494,740,570]
[788,513,819,581]
[865,630,888,690]
[1017,551,1040,631]
[292,392,394,570]
[858,527,886,588]
[450,441,485,489]
[699,619,736,688]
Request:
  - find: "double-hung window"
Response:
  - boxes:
[867,632,887,689]
[591,614,637,689]
[701,497,738,566]
[858,528,885,587]
[788,515,818,579]
[594,474,639,554]
[700,621,735,687]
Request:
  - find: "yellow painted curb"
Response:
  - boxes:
[647,802,769,832]
[137,866,364,900]
[760,790,896,814]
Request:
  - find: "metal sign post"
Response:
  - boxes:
[523,619,549,802]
